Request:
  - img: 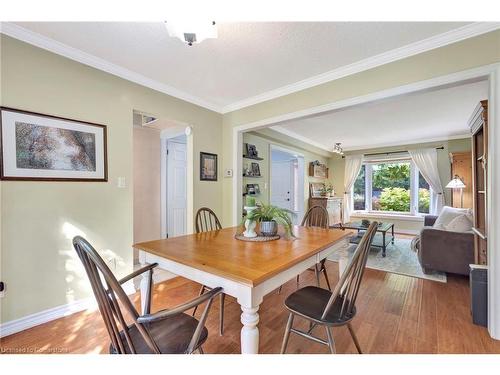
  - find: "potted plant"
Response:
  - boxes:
[247,203,296,237]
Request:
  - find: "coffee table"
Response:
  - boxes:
[342,221,395,257]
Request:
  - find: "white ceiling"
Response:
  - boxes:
[4,22,498,113]
[271,80,488,151]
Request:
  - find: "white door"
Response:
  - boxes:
[167,140,187,237]
[271,160,294,211]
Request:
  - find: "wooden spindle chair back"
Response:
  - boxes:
[73,236,159,354]
[320,222,378,322]
[301,205,329,229]
[195,207,222,233]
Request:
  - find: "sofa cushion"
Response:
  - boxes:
[445,214,473,232]
[433,206,473,229]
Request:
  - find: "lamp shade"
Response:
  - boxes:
[446,175,466,189]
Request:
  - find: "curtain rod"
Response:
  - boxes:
[362,146,444,158]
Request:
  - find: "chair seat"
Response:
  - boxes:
[284,286,356,325]
[110,313,208,354]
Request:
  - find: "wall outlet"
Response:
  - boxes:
[224,169,233,178]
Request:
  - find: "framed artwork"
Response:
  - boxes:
[200,152,218,181]
[244,143,259,158]
[251,162,260,176]
[0,107,107,181]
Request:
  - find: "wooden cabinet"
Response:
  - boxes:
[469,100,488,265]
[450,152,472,209]
[308,197,343,227]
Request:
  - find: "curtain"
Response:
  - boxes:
[408,148,444,215]
[343,155,363,223]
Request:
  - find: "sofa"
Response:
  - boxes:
[417,215,475,276]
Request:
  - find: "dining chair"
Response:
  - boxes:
[278,205,332,294]
[280,222,378,354]
[73,236,222,354]
[195,207,222,233]
[192,207,226,336]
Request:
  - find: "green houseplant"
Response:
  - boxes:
[246,203,296,237]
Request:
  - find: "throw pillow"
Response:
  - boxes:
[433,206,473,229]
[445,214,473,232]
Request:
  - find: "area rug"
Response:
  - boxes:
[328,235,447,283]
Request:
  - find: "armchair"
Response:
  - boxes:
[417,215,474,275]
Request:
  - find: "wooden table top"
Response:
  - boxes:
[134,226,353,287]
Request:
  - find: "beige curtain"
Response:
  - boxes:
[343,155,364,223]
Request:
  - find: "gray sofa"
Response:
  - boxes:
[417,215,475,276]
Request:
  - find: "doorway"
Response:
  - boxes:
[270,145,305,224]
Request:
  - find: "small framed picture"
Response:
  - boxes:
[1,107,107,181]
[251,162,260,176]
[200,152,218,181]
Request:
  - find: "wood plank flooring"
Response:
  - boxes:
[2,262,499,354]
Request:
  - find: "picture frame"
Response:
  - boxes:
[245,143,258,158]
[251,162,260,177]
[200,152,218,181]
[0,107,107,181]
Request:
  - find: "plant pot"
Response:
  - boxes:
[260,220,278,237]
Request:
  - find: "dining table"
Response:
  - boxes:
[133,225,353,354]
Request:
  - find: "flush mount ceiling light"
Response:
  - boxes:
[333,143,344,155]
[165,20,217,46]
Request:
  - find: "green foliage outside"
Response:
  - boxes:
[353,162,430,212]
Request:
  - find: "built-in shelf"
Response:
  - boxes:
[243,175,262,178]
[243,155,264,161]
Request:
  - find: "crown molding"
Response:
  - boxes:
[271,125,333,153]
[271,125,471,156]
[2,22,499,116]
[0,22,223,113]
[221,22,500,113]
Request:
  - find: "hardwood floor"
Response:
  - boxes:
[2,262,499,354]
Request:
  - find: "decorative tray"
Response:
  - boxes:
[234,234,280,242]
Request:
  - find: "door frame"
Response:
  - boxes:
[161,127,194,238]
[232,62,500,339]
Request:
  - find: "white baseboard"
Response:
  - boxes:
[0,296,97,338]
[0,267,176,338]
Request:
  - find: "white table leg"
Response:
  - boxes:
[240,304,260,354]
[138,250,149,315]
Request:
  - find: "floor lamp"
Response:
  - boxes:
[446,174,466,208]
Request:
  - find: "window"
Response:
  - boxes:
[353,165,366,210]
[352,159,431,215]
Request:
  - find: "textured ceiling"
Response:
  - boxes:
[13,22,472,109]
[272,80,489,151]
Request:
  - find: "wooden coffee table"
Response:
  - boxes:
[343,221,395,257]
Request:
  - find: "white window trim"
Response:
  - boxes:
[352,157,430,217]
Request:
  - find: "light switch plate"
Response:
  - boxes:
[117,177,127,188]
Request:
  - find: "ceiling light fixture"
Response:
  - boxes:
[333,143,344,155]
[165,20,217,46]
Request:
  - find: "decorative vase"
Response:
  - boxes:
[260,220,278,236]
[243,206,258,238]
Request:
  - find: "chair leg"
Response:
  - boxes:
[198,346,204,354]
[280,313,295,354]
[192,285,206,316]
[347,323,362,354]
[321,264,332,291]
[219,293,225,336]
[325,326,336,354]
